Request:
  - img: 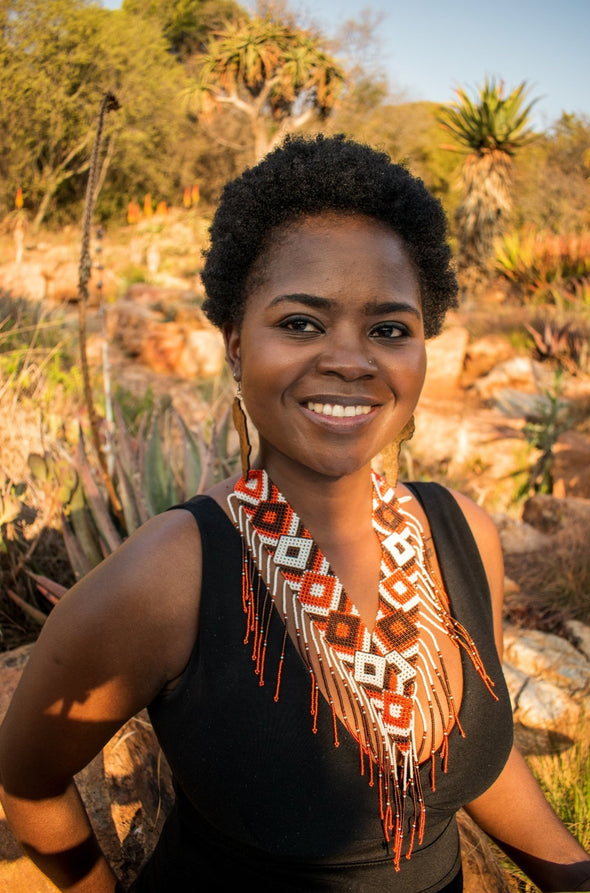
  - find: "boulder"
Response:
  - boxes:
[522,492,590,534]
[0,261,46,302]
[552,431,590,499]
[106,293,225,379]
[495,516,553,555]
[0,646,174,891]
[502,623,590,731]
[462,334,515,387]
[421,326,469,400]
[565,620,590,661]
[474,357,554,403]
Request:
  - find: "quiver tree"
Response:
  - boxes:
[438,78,537,287]
[192,16,346,161]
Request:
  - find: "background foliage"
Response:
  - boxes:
[0,0,588,237]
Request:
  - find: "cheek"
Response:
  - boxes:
[392,346,427,392]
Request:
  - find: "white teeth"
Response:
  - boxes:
[307,402,371,417]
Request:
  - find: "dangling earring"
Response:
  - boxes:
[232,382,251,480]
[381,415,415,488]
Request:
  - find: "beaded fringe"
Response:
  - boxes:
[228,475,497,869]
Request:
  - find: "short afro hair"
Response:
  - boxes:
[201,134,457,338]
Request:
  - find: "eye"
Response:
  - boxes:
[279,315,324,335]
[369,321,409,339]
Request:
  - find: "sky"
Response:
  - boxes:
[103,0,589,130]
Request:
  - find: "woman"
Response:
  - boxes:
[1,135,589,892]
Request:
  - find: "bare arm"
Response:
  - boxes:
[466,746,590,892]
[454,491,590,892]
[0,508,202,892]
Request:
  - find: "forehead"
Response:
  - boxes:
[244,212,421,310]
[245,212,420,301]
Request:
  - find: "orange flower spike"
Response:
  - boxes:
[191,183,200,206]
[127,201,141,224]
[143,193,153,218]
[15,187,23,209]
[183,186,192,208]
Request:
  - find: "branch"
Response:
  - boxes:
[214,91,256,118]
[269,107,314,151]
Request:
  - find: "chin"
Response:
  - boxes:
[304,455,373,480]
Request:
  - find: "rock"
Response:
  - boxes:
[462,334,515,387]
[123,282,200,310]
[502,623,590,731]
[495,517,552,555]
[0,645,32,719]
[77,714,174,887]
[0,261,46,302]
[506,666,581,729]
[552,431,590,499]
[43,258,80,302]
[474,357,554,403]
[183,328,225,378]
[106,293,225,379]
[421,326,469,400]
[522,492,590,533]
[503,626,590,692]
[0,645,173,890]
[565,620,590,661]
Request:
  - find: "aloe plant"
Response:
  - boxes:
[26,398,237,585]
[495,228,590,305]
[496,369,572,498]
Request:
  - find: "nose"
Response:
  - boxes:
[315,326,375,380]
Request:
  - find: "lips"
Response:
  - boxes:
[306,401,373,418]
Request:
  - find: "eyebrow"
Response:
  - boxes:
[269,293,422,319]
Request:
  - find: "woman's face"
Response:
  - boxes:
[224,213,427,483]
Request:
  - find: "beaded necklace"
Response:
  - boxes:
[227,469,496,869]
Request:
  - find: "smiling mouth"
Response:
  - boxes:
[306,402,372,418]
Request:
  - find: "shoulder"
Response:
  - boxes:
[39,506,205,706]
[446,488,502,553]
[0,507,207,788]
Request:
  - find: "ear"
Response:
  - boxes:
[223,323,241,380]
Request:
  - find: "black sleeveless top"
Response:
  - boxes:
[131,482,513,892]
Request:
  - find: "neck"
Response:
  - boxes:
[253,456,375,546]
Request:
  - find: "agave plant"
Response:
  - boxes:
[14,398,238,621]
[495,369,572,497]
[525,319,589,375]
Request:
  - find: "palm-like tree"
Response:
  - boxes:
[438,78,537,280]
[194,17,346,160]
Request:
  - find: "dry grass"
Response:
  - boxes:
[529,729,590,852]
[0,389,76,649]
[0,296,79,648]
[504,523,590,627]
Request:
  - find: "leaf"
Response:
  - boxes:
[144,408,177,515]
[75,436,122,554]
[6,588,46,625]
[27,452,50,483]
[175,409,203,498]
[27,571,67,604]
[0,494,21,526]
